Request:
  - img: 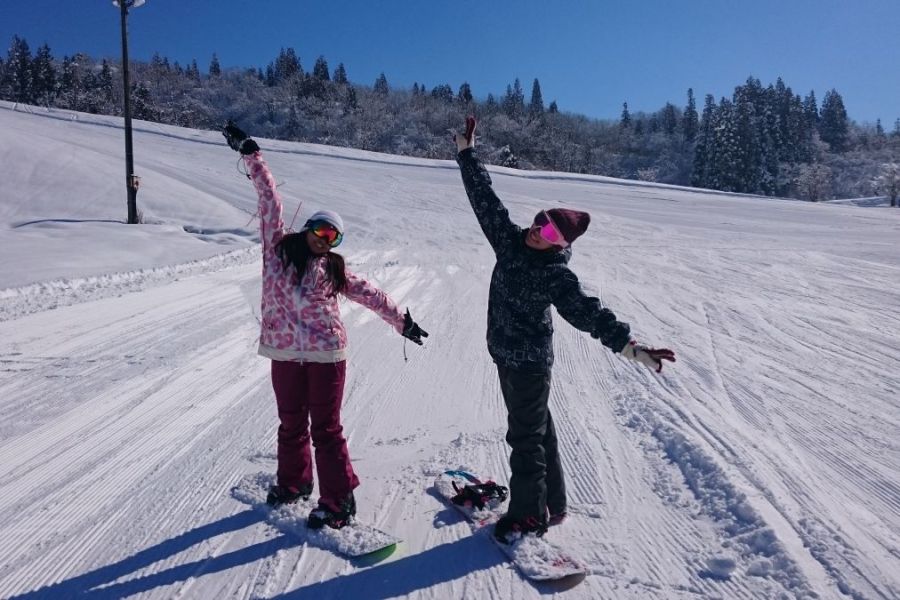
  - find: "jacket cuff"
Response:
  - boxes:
[619,340,637,357]
[456,147,476,163]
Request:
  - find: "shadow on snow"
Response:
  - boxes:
[8,507,509,599]
[271,534,505,600]
[8,510,270,599]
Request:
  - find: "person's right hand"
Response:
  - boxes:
[453,115,476,153]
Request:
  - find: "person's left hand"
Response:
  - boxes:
[401,308,429,345]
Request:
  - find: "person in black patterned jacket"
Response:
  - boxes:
[453,116,676,544]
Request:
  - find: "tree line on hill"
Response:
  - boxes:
[2,36,898,205]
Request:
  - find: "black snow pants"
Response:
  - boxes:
[497,365,567,521]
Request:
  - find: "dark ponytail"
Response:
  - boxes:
[275,232,348,296]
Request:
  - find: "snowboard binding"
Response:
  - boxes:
[451,480,509,511]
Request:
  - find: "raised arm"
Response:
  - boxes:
[222,122,284,253]
[454,117,521,253]
[245,153,284,252]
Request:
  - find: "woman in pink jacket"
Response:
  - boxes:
[223,123,428,530]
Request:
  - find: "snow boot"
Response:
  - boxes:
[548,510,568,526]
[266,482,313,507]
[493,513,548,545]
[307,493,356,530]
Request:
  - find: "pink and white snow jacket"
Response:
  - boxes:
[245,152,406,363]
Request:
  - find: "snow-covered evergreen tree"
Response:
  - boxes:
[457,82,473,105]
[333,63,348,85]
[661,102,678,136]
[691,94,717,188]
[209,53,221,77]
[57,53,93,112]
[709,99,741,191]
[346,86,358,110]
[430,83,453,103]
[96,60,115,112]
[373,73,389,95]
[634,118,644,135]
[7,35,33,104]
[313,56,330,81]
[802,91,819,128]
[529,78,544,115]
[728,82,757,192]
[56,56,77,110]
[30,43,55,106]
[503,78,525,119]
[78,58,116,115]
[274,48,302,83]
[682,88,699,143]
[819,89,849,152]
[131,81,156,121]
[620,102,631,129]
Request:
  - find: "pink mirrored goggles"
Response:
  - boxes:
[533,211,568,247]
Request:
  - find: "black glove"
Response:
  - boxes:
[401,308,428,345]
[222,120,260,155]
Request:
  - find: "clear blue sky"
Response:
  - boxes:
[2,0,898,125]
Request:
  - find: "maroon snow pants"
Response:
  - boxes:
[271,360,359,511]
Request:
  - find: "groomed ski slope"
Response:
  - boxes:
[0,103,898,599]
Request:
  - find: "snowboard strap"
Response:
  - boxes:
[451,480,509,511]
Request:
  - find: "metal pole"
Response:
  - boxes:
[120,1,138,224]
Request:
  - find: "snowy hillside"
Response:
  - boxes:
[1,102,898,599]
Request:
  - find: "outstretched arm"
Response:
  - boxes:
[343,270,407,334]
[343,271,429,345]
[549,267,632,352]
[454,117,521,253]
[550,267,676,373]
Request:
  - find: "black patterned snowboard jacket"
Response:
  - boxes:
[456,148,632,373]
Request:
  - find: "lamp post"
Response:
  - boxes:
[113,0,145,224]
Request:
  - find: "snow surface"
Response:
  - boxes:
[1,101,898,599]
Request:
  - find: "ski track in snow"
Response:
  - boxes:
[1,105,899,599]
[0,247,260,323]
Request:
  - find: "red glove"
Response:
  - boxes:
[453,115,476,153]
[620,340,676,373]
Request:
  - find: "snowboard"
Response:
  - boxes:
[434,470,587,582]
[232,472,399,558]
